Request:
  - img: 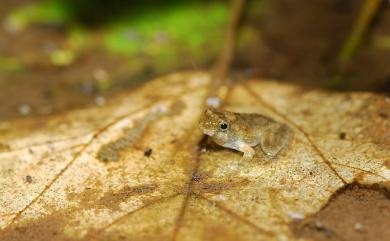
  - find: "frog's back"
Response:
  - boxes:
[228,112,275,145]
[236,112,275,131]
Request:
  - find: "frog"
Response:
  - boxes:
[200,108,291,160]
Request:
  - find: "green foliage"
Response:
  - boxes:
[5,1,71,31]
[6,0,228,72]
[104,2,228,69]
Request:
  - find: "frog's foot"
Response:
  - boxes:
[239,144,255,160]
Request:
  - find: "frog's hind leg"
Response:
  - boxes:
[260,124,291,158]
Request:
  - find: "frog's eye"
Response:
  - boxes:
[219,122,229,130]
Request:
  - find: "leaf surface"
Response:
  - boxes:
[0,72,389,241]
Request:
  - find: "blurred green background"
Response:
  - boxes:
[0,0,389,121]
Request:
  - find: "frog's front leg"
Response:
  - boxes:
[237,142,255,160]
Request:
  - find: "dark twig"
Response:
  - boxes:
[208,0,246,105]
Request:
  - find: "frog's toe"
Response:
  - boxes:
[243,151,255,160]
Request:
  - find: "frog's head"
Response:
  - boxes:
[200,108,236,144]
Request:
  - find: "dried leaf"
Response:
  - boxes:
[0,72,389,241]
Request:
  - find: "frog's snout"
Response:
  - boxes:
[202,129,215,136]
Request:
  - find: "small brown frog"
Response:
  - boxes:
[200,108,291,160]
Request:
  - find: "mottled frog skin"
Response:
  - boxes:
[200,108,291,160]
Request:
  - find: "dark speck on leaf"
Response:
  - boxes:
[379,111,388,119]
[339,132,347,140]
[144,147,152,157]
[26,175,33,183]
[191,172,202,182]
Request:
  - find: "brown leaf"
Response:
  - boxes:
[0,72,389,241]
